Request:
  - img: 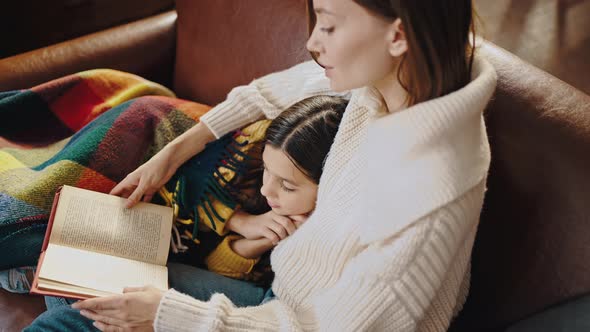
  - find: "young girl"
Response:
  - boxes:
[183,95,347,283]
[32,0,498,331]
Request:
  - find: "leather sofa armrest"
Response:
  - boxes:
[449,40,590,332]
[0,10,177,91]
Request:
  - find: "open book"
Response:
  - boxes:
[30,185,173,299]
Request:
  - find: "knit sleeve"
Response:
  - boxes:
[154,185,481,331]
[199,60,333,138]
[205,234,259,279]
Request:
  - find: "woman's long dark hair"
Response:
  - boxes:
[235,95,347,214]
[307,0,476,106]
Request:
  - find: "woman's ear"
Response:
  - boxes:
[387,18,408,57]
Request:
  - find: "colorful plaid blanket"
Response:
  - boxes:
[0,69,215,269]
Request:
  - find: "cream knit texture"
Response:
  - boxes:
[155,56,497,331]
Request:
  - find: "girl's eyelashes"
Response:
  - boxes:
[281,182,296,193]
[263,162,295,192]
[320,27,335,34]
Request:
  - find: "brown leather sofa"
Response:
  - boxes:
[0,0,174,59]
[2,1,590,331]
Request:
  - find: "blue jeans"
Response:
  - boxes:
[0,266,35,293]
[25,263,274,331]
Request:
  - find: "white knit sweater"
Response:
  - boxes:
[154,56,497,331]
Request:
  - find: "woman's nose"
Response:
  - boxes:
[306,26,321,54]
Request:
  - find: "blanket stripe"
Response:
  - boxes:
[1,69,176,145]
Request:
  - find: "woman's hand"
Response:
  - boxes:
[226,210,299,245]
[72,286,164,332]
[110,149,177,208]
[111,122,216,208]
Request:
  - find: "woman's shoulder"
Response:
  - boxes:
[251,59,340,108]
[357,65,496,244]
[472,53,498,84]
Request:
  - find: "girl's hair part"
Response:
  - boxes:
[265,95,348,184]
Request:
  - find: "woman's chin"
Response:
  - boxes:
[329,79,357,93]
[329,80,345,92]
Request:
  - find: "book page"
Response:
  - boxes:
[37,279,113,298]
[39,244,168,295]
[49,185,173,265]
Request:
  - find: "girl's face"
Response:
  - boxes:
[260,145,318,217]
[306,0,399,92]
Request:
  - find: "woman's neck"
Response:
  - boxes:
[373,72,408,114]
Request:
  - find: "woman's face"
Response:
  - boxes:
[306,0,398,92]
[260,145,318,217]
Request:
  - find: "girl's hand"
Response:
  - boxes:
[72,286,164,332]
[227,210,297,245]
[231,214,309,258]
[289,214,309,228]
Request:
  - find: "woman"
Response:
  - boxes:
[28,0,497,331]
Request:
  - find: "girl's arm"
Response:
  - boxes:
[204,235,267,280]
[112,60,332,207]
[230,237,274,259]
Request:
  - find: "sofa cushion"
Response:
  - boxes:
[0,290,45,331]
[506,293,590,332]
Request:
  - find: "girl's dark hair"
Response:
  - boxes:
[234,95,347,215]
[265,95,348,184]
[307,0,476,106]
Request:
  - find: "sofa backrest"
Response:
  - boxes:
[172,1,590,330]
[174,0,311,105]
